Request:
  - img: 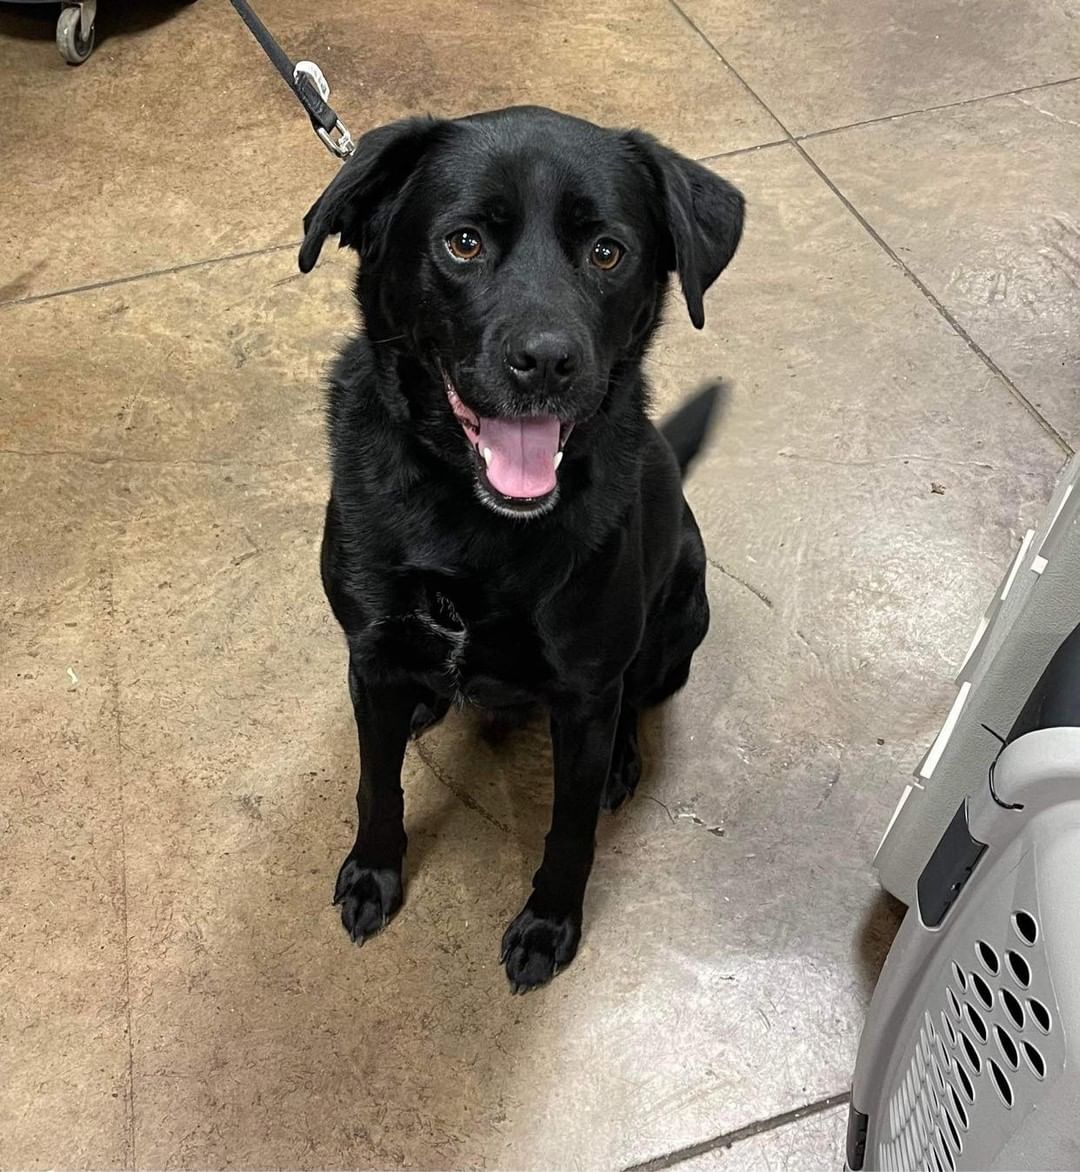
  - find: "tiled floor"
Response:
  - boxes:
[1,1,1076,1168]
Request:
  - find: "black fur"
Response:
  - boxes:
[302,106,744,990]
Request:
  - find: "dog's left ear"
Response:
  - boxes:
[299,116,448,273]
[626,131,745,329]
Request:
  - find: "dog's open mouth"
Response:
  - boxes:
[442,371,573,509]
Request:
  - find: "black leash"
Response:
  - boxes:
[228,0,355,159]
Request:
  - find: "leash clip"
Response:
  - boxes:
[316,118,356,159]
[231,0,357,163]
[294,61,355,158]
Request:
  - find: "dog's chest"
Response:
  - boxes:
[399,581,551,704]
[413,589,468,675]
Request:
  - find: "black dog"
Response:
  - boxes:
[299,106,743,991]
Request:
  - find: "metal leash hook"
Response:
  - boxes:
[229,0,356,161]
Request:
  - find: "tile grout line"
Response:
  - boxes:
[784,149,1074,455]
[413,738,518,838]
[697,138,789,164]
[0,135,779,308]
[623,1091,850,1172]
[0,446,315,470]
[105,564,137,1169]
[0,144,778,308]
[0,138,777,308]
[667,0,1075,458]
[793,74,1080,144]
[0,240,301,309]
[6,72,1077,311]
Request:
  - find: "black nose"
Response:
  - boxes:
[506,332,580,391]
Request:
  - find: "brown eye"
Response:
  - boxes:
[446,229,483,261]
[590,238,623,271]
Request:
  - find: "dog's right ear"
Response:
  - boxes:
[624,130,744,330]
[298,116,446,273]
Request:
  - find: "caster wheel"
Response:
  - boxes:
[56,7,95,66]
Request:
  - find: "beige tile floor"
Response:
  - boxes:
[1,1,1076,1168]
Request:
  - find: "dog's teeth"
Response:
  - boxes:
[553,450,563,470]
[482,447,493,467]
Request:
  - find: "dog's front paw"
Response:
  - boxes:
[333,856,403,945]
[500,904,581,992]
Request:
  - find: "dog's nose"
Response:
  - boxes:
[506,332,580,391]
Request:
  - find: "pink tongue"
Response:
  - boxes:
[476,415,561,499]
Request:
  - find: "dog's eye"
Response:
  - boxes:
[589,238,623,271]
[446,229,484,261]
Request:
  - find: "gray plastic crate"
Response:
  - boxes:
[848,724,1080,1171]
[875,450,1080,905]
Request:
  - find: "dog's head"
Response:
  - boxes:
[300,106,743,517]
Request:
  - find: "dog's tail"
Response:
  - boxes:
[659,381,726,478]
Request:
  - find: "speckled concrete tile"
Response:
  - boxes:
[262,0,783,158]
[804,82,1080,446]
[3,19,1075,1168]
[676,0,1080,136]
[0,456,130,1169]
[104,459,635,1169]
[0,248,354,465]
[648,144,1069,675]
[0,0,779,302]
[100,448,887,1169]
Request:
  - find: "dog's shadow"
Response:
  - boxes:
[402,698,688,930]
[408,705,553,895]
